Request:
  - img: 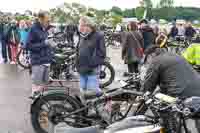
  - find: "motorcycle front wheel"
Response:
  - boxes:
[99,61,115,88]
[16,48,31,69]
[31,93,80,133]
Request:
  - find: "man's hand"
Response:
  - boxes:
[45,39,57,47]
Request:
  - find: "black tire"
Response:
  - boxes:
[99,61,115,88]
[16,49,31,69]
[195,120,200,133]
[31,93,80,133]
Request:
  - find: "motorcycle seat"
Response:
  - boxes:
[83,90,104,100]
[63,126,101,133]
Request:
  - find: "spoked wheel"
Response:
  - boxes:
[99,61,115,88]
[16,48,31,69]
[31,94,80,133]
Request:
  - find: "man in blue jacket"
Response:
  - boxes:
[25,11,54,96]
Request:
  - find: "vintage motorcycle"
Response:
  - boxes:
[62,92,200,133]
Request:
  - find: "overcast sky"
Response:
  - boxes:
[0,0,200,13]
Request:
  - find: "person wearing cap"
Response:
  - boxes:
[76,16,106,100]
[142,45,200,97]
[139,19,155,50]
[25,11,54,97]
[141,45,200,132]
[155,28,168,48]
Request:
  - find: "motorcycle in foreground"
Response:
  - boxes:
[30,73,142,133]
[61,91,200,133]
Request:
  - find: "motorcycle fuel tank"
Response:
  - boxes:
[104,115,162,133]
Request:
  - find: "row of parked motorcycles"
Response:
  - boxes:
[17,32,200,133]
[16,32,115,88]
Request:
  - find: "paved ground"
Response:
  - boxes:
[0,64,33,133]
[0,47,198,133]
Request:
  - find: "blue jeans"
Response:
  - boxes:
[79,67,101,93]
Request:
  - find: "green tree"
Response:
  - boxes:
[135,7,145,20]
[159,0,174,8]
[111,15,122,26]
[111,6,122,16]
[123,9,136,18]
[143,0,153,8]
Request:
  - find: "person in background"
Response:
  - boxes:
[169,22,178,39]
[122,21,144,74]
[65,24,75,43]
[19,20,29,47]
[155,28,168,48]
[185,21,196,43]
[182,43,200,66]
[1,19,9,63]
[26,20,32,28]
[139,19,155,50]
[177,23,186,36]
[77,16,106,101]
[6,20,20,64]
[25,11,54,97]
[0,19,4,63]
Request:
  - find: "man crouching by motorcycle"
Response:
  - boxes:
[142,45,200,132]
[76,16,106,102]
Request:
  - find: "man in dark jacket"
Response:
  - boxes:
[169,23,178,39]
[25,11,54,96]
[139,19,155,50]
[185,22,196,43]
[142,46,200,97]
[77,16,106,99]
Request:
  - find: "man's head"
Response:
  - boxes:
[79,16,96,34]
[139,19,148,28]
[19,20,27,29]
[38,11,50,28]
[143,45,160,64]
[128,21,138,31]
[187,21,192,27]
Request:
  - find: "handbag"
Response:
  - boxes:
[129,31,144,57]
[126,32,143,64]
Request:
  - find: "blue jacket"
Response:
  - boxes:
[20,28,29,45]
[25,22,53,65]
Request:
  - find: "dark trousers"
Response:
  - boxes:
[67,33,74,43]
[1,40,7,62]
[127,62,138,73]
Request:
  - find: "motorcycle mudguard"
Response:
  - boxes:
[30,89,75,114]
